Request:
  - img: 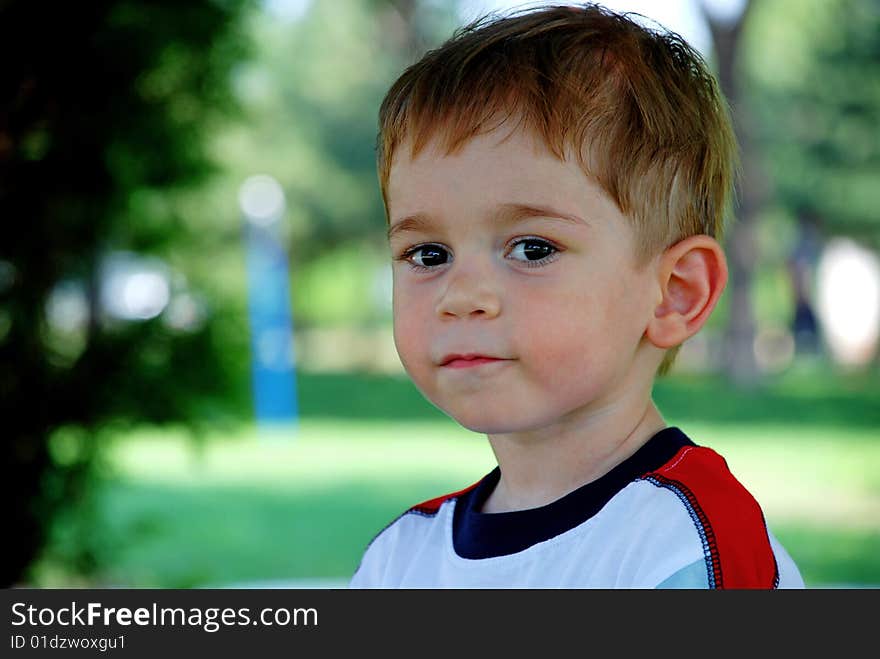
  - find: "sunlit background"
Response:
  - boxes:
[3,0,878,588]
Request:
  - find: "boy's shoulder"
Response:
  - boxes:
[641,442,765,528]
[637,443,781,588]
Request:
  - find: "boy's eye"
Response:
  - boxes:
[406,244,450,268]
[507,238,557,262]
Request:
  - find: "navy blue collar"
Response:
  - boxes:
[452,426,695,559]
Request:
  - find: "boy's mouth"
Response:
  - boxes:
[439,353,508,369]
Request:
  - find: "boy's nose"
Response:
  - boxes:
[434,264,501,320]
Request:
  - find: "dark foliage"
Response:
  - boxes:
[1,0,253,586]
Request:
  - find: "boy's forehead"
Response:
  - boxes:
[387,125,583,213]
[385,127,631,246]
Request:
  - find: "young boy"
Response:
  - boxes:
[350,3,804,588]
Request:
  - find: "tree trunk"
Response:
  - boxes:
[702,1,762,386]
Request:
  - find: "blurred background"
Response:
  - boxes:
[2,0,878,589]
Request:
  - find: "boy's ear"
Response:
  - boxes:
[645,235,728,350]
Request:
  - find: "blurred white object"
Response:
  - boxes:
[815,238,880,367]
[239,174,286,227]
[101,252,171,321]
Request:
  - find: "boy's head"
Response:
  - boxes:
[380,4,732,432]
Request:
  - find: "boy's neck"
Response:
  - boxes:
[481,398,666,514]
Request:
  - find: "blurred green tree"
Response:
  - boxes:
[1,0,254,586]
[745,0,880,244]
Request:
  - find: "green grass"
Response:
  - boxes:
[29,368,880,589]
[35,421,495,588]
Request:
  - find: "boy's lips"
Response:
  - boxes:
[439,353,510,369]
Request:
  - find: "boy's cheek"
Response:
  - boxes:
[392,311,428,371]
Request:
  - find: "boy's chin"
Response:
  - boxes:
[418,384,551,435]
[443,408,546,436]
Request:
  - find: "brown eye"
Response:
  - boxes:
[508,238,556,262]
[408,244,450,268]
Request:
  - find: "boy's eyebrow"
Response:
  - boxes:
[387,202,589,240]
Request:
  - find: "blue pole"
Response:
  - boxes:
[243,214,299,429]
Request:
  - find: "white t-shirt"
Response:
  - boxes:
[350,427,804,589]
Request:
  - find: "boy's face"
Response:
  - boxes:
[387,125,661,434]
